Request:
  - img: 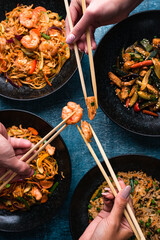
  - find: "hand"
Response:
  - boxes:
[0,123,34,178]
[65,0,143,53]
[80,180,133,240]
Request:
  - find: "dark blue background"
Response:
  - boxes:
[0,0,160,239]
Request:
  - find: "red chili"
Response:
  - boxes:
[131,60,153,69]
[133,102,140,112]
[29,60,37,74]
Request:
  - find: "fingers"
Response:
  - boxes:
[8,156,34,178]
[9,137,32,149]
[102,192,114,212]
[66,9,93,45]
[0,123,8,139]
[108,185,131,227]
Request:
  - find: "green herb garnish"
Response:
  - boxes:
[41,32,51,40]
[91,102,95,106]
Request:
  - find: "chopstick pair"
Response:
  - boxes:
[64,0,98,109]
[0,111,75,192]
[77,124,146,240]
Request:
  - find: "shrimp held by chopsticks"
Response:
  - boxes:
[81,120,93,142]
[62,102,83,125]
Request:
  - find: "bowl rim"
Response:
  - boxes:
[94,9,160,138]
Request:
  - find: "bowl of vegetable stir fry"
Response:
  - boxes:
[0,109,71,232]
[94,10,160,136]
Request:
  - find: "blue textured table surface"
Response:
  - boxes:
[0,0,160,239]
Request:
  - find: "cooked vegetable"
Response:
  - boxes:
[142,110,158,117]
[108,38,160,117]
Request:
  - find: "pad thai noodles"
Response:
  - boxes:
[0,125,58,212]
[0,4,70,89]
[108,38,160,117]
[88,171,160,240]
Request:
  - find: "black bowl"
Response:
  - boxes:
[70,154,160,239]
[94,10,160,136]
[0,109,71,232]
[0,0,82,100]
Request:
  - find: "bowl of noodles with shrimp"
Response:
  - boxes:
[0,109,71,232]
[0,0,82,100]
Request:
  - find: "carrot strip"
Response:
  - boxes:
[142,110,158,117]
[28,127,38,136]
[131,60,153,69]
[44,73,52,86]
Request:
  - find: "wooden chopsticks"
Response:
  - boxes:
[0,111,75,192]
[81,0,98,109]
[64,0,98,108]
[77,124,146,240]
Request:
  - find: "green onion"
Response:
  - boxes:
[156,186,159,190]
[134,180,138,185]
[88,204,92,209]
[89,215,93,220]
[157,229,160,233]
[151,199,155,204]
[145,222,151,228]
[91,102,95,106]
[41,32,51,40]
[17,196,30,209]
[33,171,37,176]
[97,207,100,212]
[49,181,59,195]
[5,184,11,188]
[157,210,160,214]
[139,220,144,225]
[130,179,134,193]
[145,188,149,192]
[58,15,63,20]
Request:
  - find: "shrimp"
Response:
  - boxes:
[20,6,47,28]
[45,144,55,156]
[86,97,97,120]
[39,41,58,59]
[21,29,40,50]
[0,37,6,52]
[81,120,93,142]
[62,102,83,125]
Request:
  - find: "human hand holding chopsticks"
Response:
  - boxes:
[0,123,34,178]
[65,0,143,52]
[80,180,133,240]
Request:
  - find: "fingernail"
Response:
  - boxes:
[66,33,75,44]
[102,192,110,197]
[104,187,111,192]
[118,177,122,181]
[27,169,35,178]
[121,185,131,199]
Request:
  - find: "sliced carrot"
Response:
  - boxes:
[44,73,52,86]
[142,110,158,117]
[131,60,153,69]
[40,180,53,189]
[41,194,48,203]
[28,127,38,136]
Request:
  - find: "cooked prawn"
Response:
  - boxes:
[21,29,40,50]
[81,120,93,142]
[0,37,6,52]
[62,102,83,125]
[45,144,55,156]
[20,6,46,28]
[39,41,58,59]
[86,97,97,120]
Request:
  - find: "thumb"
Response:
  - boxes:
[66,10,92,44]
[0,123,8,139]
[109,185,131,226]
[8,156,34,178]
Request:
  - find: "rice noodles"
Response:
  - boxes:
[88,171,160,240]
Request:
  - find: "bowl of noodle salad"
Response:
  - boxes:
[0,1,81,100]
[0,109,71,231]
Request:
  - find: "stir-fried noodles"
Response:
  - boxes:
[88,171,160,240]
[0,125,58,212]
[0,4,70,89]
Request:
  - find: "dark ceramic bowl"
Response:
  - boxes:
[0,0,82,100]
[0,110,71,232]
[70,154,160,239]
[94,10,160,136]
